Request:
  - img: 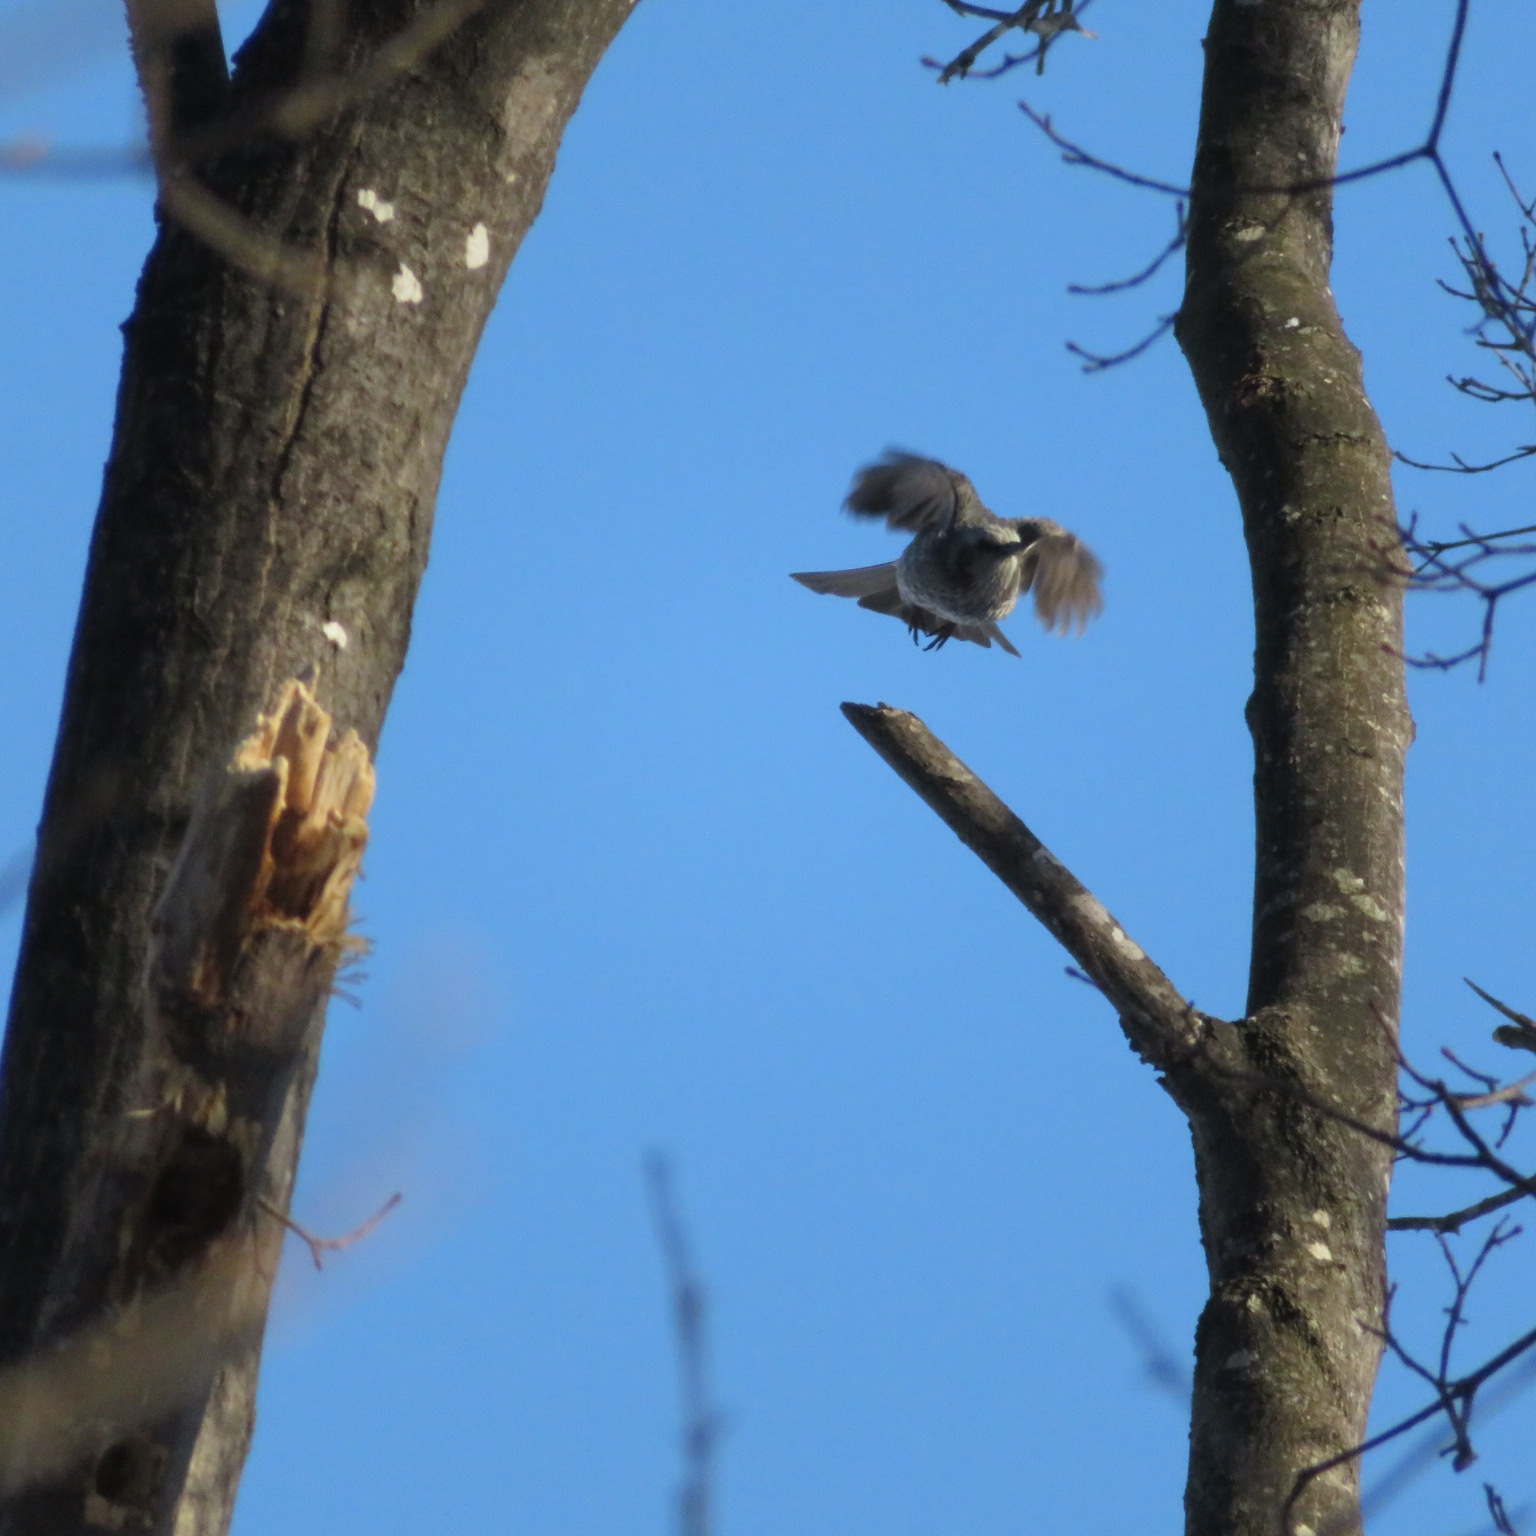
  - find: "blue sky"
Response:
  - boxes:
[2,1,1535,1532]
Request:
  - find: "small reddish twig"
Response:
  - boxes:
[259,1191,402,1270]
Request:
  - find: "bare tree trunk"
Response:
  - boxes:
[845,5,1410,1535]
[0,1,638,1531]
[1176,3,1408,1532]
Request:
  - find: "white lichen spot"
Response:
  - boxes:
[1234,224,1266,242]
[1246,1292,1267,1314]
[1284,316,1301,329]
[1330,868,1365,894]
[1296,1526,1316,1536]
[1109,926,1146,962]
[1224,1349,1257,1371]
[1306,1241,1334,1263]
[392,264,424,304]
[356,187,396,223]
[465,222,491,269]
[1350,893,1391,923]
[1333,953,1365,976]
[322,620,349,650]
[1310,1210,1332,1228]
[1032,847,1063,870]
[1300,902,1343,922]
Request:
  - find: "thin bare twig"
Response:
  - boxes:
[0,141,152,177]
[1067,313,1175,373]
[1390,1185,1529,1235]
[1067,204,1186,296]
[1466,979,1536,1059]
[1016,99,1188,196]
[645,1153,721,1536]
[1486,1484,1522,1536]
[1285,1322,1536,1532]
[1398,517,1536,680]
[995,0,1536,423]
[923,0,1096,81]
[933,0,1093,84]
[1447,1071,1536,1112]
[257,1191,402,1271]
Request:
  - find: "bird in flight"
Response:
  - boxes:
[791,451,1103,655]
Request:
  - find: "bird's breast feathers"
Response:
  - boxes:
[896,532,1023,624]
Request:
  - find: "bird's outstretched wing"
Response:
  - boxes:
[790,565,1019,654]
[843,451,985,533]
[1013,521,1104,634]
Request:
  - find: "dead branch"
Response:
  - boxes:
[840,702,1213,1073]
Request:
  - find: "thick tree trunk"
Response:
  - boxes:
[0,1,638,1530]
[1176,3,1409,1534]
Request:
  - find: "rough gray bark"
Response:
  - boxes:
[846,4,1410,1535]
[0,0,639,1530]
[1176,3,1407,1532]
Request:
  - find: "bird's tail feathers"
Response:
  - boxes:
[790,562,900,599]
[979,622,1021,657]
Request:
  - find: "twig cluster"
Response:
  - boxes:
[1280,981,1536,1526]
[926,0,1095,84]
[1379,1225,1520,1474]
[935,0,1536,669]
[1390,153,1536,677]
[998,0,1499,373]
[1398,514,1536,679]
[1398,155,1536,477]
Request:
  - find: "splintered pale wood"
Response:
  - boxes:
[153,677,374,1009]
